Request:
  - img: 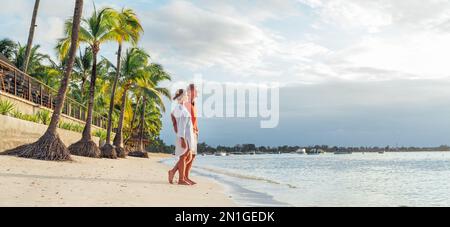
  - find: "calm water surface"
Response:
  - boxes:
[185,152,450,207]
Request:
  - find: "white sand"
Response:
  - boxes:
[0,153,237,207]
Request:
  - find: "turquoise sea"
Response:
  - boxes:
[164,152,450,207]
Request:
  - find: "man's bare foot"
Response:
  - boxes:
[187,179,197,185]
[168,170,175,184]
[178,180,191,186]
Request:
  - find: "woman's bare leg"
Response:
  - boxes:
[177,152,191,185]
[185,155,197,185]
[168,153,188,184]
[168,165,178,184]
[168,166,177,184]
[168,152,191,183]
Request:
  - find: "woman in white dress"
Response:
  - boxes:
[168,89,195,185]
[167,85,199,185]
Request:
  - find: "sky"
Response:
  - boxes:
[2,0,450,147]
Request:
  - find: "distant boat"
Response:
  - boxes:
[307,149,325,155]
[378,151,386,154]
[296,149,307,154]
[215,152,227,157]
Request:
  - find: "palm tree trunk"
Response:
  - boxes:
[47,0,82,134]
[123,95,141,147]
[82,49,98,141]
[69,45,101,158]
[80,73,87,99]
[138,96,147,152]
[130,96,141,130]
[105,43,122,145]
[23,0,40,73]
[113,86,128,146]
[125,96,141,147]
[128,96,148,158]
[3,0,83,161]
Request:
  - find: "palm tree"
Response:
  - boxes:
[59,6,116,158]
[102,8,143,159]
[69,51,109,106]
[16,44,52,76]
[129,96,141,134]
[74,47,93,99]
[92,61,115,119]
[23,0,41,74]
[0,38,18,60]
[2,0,84,161]
[36,58,65,89]
[128,64,171,158]
[111,48,149,157]
[1,42,52,76]
[130,100,163,158]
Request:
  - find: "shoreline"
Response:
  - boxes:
[0,153,237,207]
[192,168,291,207]
[160,157,290,207]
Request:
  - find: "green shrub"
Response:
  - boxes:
[0,100,15,115]
[3,105,93,136]
[20,114,39,123]
[59,121,84,133]
[36,110,51,125]
[59,122,71,131]
[72,123,84,133]
[11,109,23,118]
[5,107,91,136]
[94,130,107,140]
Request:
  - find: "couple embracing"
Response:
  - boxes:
[168,84,199,185]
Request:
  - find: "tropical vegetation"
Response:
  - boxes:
[0,0,171,161]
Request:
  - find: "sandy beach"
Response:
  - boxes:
[0,153,237,207]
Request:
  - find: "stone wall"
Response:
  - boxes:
[0,91,104,131]
[0,114,100,152]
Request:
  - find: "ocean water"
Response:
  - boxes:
[164,152,450,207]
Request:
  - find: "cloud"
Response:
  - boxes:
[196,0,302,22]
[136,0,450,85]
[299,0,450,32]
[140,0,278,72]
[330,32,450,80]
[3,0,450,85]
[135,0,338,85]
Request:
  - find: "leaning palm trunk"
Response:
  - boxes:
[101,44,122,158]
[2,0,84,161]
[69,47,103,158]
[115,93,139,156]
[129,96,148,158]
[113,85,129,158]
[138,98,146,153]
[130,96,141,131]
[80,72,87,99]
[23,0,40,73]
